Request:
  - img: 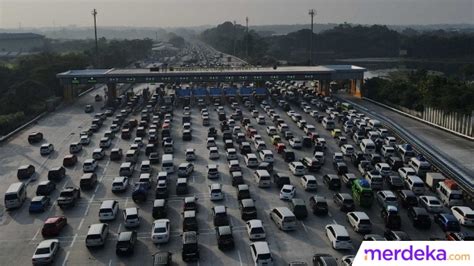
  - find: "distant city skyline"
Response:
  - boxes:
[0,0,473,29]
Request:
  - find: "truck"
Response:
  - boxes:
[426,172,446,190]
[57,187,80,209]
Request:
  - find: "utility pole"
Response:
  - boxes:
[308,9,315,66]
[92,9,99,67]
[233,20,237,56]
[246,17,249,58]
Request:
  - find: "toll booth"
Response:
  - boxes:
[254,87,267,102]
[176,88,191,106]
[239,87,253,102]
[192,87,208,106]
[209,87,223,104]
[224,87,237,103]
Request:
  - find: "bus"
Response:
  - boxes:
[352,179,374,208]
[341,102,353,111]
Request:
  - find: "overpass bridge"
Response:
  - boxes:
[56,65,365,104]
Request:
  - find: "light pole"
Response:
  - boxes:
[308,9,315,66]
[92,9,99,67]
[246,17,249,58]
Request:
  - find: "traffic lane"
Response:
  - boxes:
[0,89,102,191]
[343,96,474,174]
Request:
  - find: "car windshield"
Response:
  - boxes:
[35,247,50,255]
[251,227,264,234]
[154,227,167,233]
[59,191,73,197]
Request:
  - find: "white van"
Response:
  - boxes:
[249,241,273,266]
[325,224,352,250]
[436,181,464,207]
[259,150,274,163]
[289,162,306,176]
[408,157,431,178]
[125,149,138,163]
[360,139,376,154]
[269,207,297,231]
[301,175,318,191]
[368,119,382,130]
[119,162,134,177]
[405,175,425,195]
[381,145,395,158]
[85,223,109,247]
[254,170,271,188]
[99,200,119,222]
[161,154,174,173]
[365,171,384,190]
[245,153,259,168]
[346,211,372,234]
[254,140,267,152]
[322,117,335,130]
[4,182,27,210]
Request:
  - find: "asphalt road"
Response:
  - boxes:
[0,88,472,266]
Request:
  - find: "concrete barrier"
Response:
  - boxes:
[363,97,474,141]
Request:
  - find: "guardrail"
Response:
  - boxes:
[340,97,474,200]
[363,97,474,141]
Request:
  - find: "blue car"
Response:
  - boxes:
[434,213,461,232]
[29,196,50,213]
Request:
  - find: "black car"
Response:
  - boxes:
[183,211,198,232]
[289,198,308,219]
[386,175,404,190]
[182,231,199,262]
[153,199,168,219]
[116,231,137,256]
[152,251,172,266]
[213,205,230,226]
[149,152,160,164]
[384,230,411,241]
[333,161,348,175]
[333,193,355,212]
[283,149,295,162]
[132,182,149,203]
[397,190,418,208]
[239,199,257,220]
[36,180,56,196]
[387,156,404,171]
[381,206,402,230]
[408,207,432,229]
[28,132,43,144]
[48,166,66,182]
[216,226,234,250]
[273,172,291,188]
[309,196,328,215]
[323,174,341,190]
[110,148,123,161]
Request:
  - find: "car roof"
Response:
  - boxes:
[217,225,232,235]
[248,219,263,227]
[153,219,169,227]
[125,207,138,215]
[118,231,134,241]
[37,239,57,249]
[214,205,226,213]
[251,241,270,253]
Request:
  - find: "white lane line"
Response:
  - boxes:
[237,250,243,266]
[31,228,41,242]
[117,223,122,233]
[108,259,112,266]
[77,218,85,231]
[124,197,129,207]
[62,251,70,266]
[328,212,333,218]
[301,221,308,233]
[332,219,338,224]
[84,194,95,216]
[69,233,78,248]
[94,183,100,193]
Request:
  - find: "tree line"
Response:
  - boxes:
[0,38,153,136]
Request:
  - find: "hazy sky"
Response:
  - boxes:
[0,0,473,28]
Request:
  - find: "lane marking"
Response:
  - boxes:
[77,218,85,231]
[117,223,122,233]
[62,251,70,266]
[69,233,78,248]
[108,259,112,266]
[332,219,338,224]
[301,221,308,233]
[237,250,243,266]
[84,194,95,216]
[31,228,41,242]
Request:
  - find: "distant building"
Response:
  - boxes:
[0,33,45,52]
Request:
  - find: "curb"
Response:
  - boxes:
[362,97,474,141]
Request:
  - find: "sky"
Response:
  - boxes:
[0,0,473,29]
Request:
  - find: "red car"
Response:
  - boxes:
[41,216,67,237]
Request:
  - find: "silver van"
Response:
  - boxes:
[161,154,174,173]
[254,170,271,188]
[85,223,109,247]
[269,207,296,231]
[4,182,27,210]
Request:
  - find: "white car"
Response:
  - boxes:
[303,106,312,113]
[280,185,296,200]
[134,137,143,148]
[333,152,344,163]
[246,219,266,240]
[325,224,352,250]
[226,148,238,160]
[304,125,316,135]
[32,239,59,265]
[310,110,318,117]
[289,161,306,176]
[209,183,224,201]
[266,126,277,136]
[341,144,354,156]
[185,148,196,161]
[256,115,266,125]
[398,167,416,180]
[451,206,474,226]
[40,143,54,155]
[252,134,263,143]
[289,138,302,149]
[209,147,220,160]
[123,207,140,228]
[111,176,129,192]
[207,137,217,148]
[83,159,98,173]
[151,219,170,244]
[80,135,90,145]
[419,196,443,213]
